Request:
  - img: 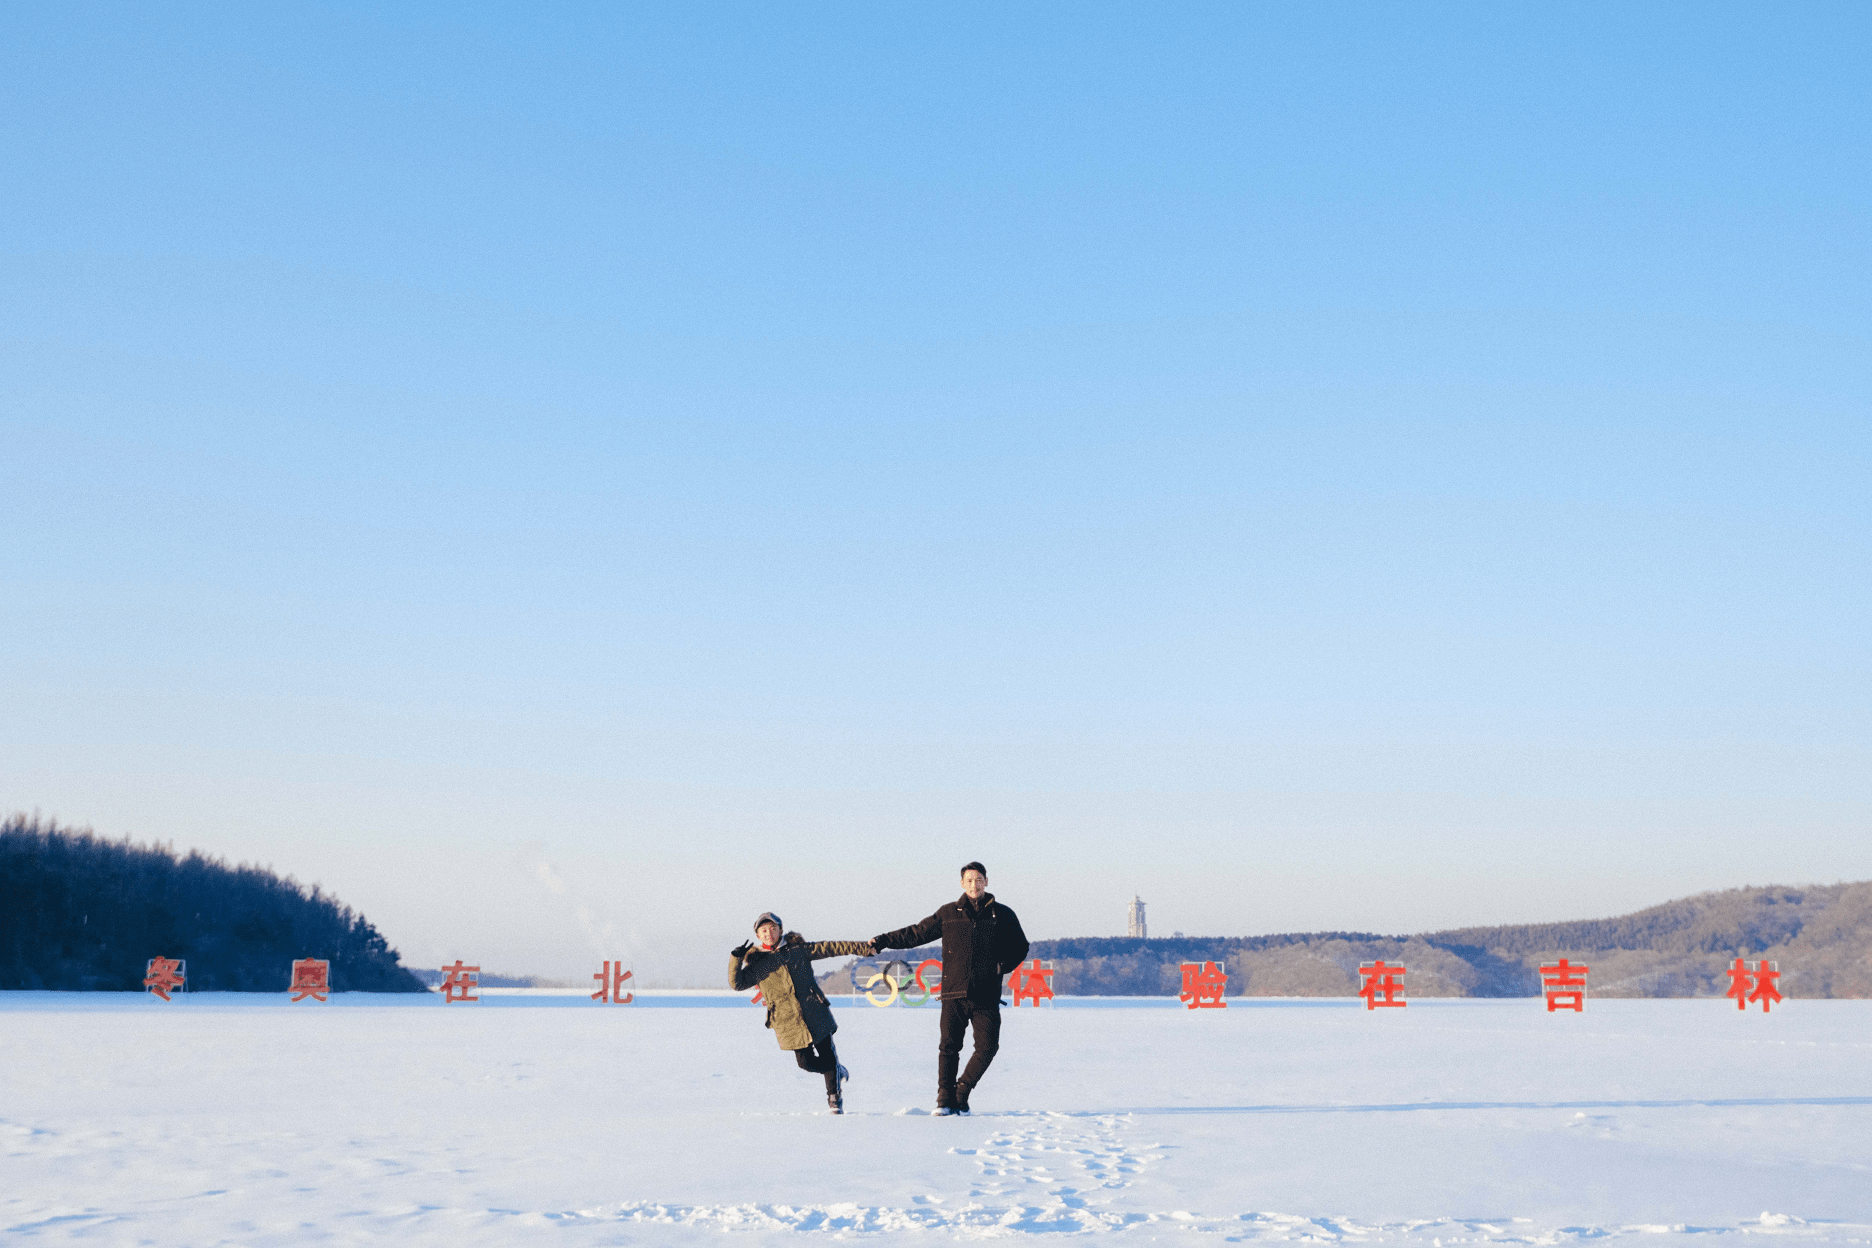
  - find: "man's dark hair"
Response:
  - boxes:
[961,861,987,877]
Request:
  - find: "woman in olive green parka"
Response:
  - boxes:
[730,911,873,1113]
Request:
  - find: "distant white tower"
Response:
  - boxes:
[1127,895,1147,940]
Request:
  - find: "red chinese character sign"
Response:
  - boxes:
[290,958,331,1002]
[1540,959,1589,1013]
[439,961,480,1003]
[1726,958,1783,1012]
[1008,959,1055,1007]
[1358,960,1406,1009]
[144,957,186,1001]
[1179,961,1228,1009]
[591,961,634,1004]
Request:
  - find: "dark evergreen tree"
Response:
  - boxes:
[0,815,426,992]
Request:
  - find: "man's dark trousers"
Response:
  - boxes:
[938,996,1000,1105]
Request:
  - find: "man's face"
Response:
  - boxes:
[961,869,988,899]
[755,922,781,948]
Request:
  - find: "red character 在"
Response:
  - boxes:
[1540,958,1590,1013]
[1726,958,1783,1013]
[144,957,186,1001]
[439,960,480,1003]
[1357,960,1406,1009]
[289,958,331,1003]
[1179,961,1228,1009]
[591,960,634,1004]
[1008,959,1056,1007]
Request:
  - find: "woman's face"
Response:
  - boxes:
[756,922,782,948]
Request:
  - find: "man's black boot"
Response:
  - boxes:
[937,1051,960,1115]
[954,1082,973,1115]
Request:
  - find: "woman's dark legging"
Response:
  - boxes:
[793,1035,840,1096]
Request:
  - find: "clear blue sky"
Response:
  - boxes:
[4,5,1867,983]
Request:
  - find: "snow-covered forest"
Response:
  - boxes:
[0,817,425,992]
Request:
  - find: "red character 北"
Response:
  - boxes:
[591,960,634,1004]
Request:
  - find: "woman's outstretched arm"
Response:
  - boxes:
[805,939,874,961]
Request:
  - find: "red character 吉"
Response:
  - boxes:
[144,957,186,1001]
[1179,961,1228,1009]
[1357,960,1406,1009]
[1008,959,1055,1006]
[1726,958,1783,1012]
[439,960,480,1003]
[289,958,331,1003]
[1540,958,1590,1013]
[591,960,634,1004]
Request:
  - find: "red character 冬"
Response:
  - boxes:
[144,957,186,1001]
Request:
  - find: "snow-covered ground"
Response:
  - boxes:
[4,991,1869,1245]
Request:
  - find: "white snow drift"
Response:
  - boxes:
[3,991,1869,1244]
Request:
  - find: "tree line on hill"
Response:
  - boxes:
[0,815,426,992]
[822,882,1872,998]
[10,812,1866,999]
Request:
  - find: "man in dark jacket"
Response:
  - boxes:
[873,861,1029,1115]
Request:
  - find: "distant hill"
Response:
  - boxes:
[1417,881,1872,998]
[820,883,1872,998]
[0,815,427,992]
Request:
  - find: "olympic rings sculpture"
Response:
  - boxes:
[858,958,942,1007]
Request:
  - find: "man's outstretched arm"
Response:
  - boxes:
[873,911,942,951]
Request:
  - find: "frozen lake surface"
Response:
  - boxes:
[3,991,1869,1244]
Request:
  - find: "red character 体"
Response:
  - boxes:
[1540,958,1590,1013]
[289,958,331,1002]
[1726,958,1783,1013]
[439,961,480,1003]
[1008,959,1056,1007]
[144,956,186,1001]
[591,960,634,1004]
[1179,961,1228,1009]
[1358,960,1407,1009]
